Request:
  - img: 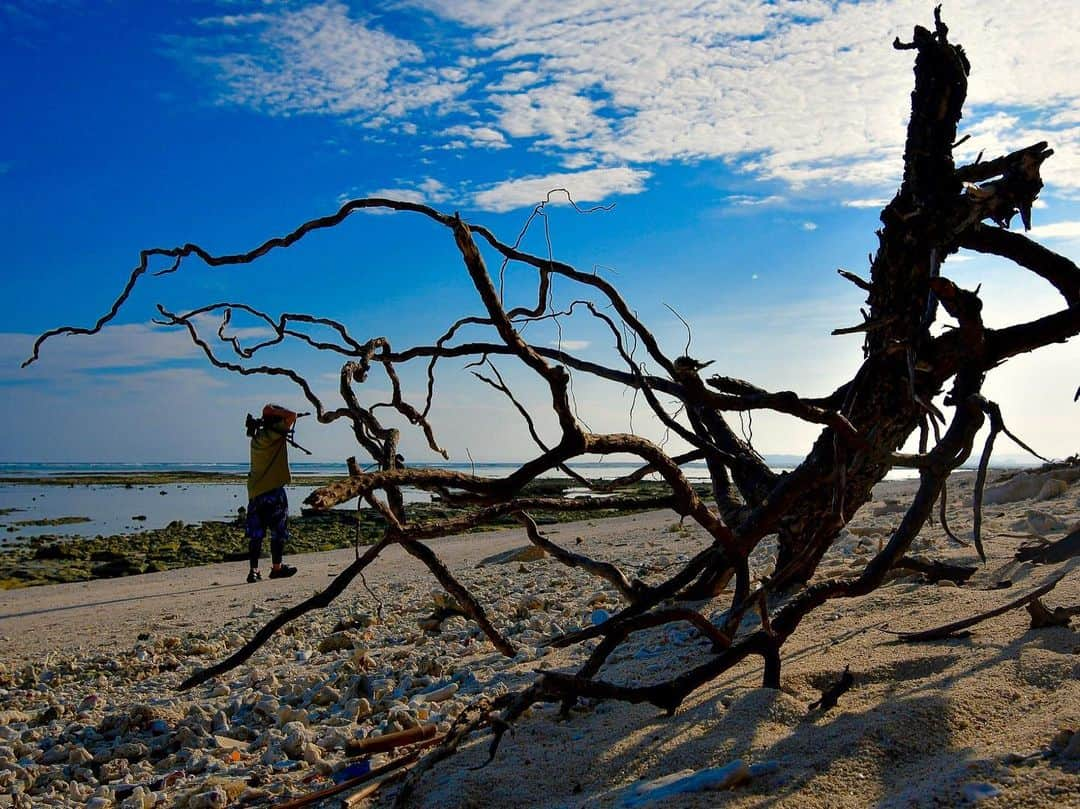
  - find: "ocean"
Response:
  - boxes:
[0,459,921,543]
[0,460,741,479]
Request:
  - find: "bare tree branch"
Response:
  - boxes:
[517,512,642,601]
[888,568,1073,642]
[959,225,1080,306]
[23,9,1080,794]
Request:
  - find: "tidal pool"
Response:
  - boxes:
[0,482,430,543]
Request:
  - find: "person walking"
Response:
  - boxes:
[245,403,300,583]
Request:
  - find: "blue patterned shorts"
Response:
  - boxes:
[246,487,289,541]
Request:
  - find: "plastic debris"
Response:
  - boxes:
[620,760,750,807]
[962,783,1001,803]
[332,760,372,784]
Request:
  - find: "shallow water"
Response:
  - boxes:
[0,482,431,543]
[0,462,921,544]
[0,483,244,541]
[0,462,704,542]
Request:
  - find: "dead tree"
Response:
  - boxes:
[25,6,1080,781]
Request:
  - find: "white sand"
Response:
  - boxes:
[1,470,1078,808]
[0,521,555,664]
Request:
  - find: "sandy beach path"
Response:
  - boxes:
[0,510,674,664]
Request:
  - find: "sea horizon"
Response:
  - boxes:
[0,453,1041,479]
[0,455,1045,543]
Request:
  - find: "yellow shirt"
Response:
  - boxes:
[247,427,292,500]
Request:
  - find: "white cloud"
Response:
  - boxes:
[486,68,540,93]
[843,198,889,209]
[418,0,1080,192]
[471,167,651,212]
[801,221,818,231]
[184,1,1080,194]
[441,124,509,149]
[728,194,785,207]
[195,12,274,28]
[550,339,590,351]
[559,153,595,170]
[2,323,205,379]
[1047,104,1080,128]
[417,177,449,198]
[190,1,469,119]
[336,176,453,208]
[424,139,468,152]
[1027,220,1080,241]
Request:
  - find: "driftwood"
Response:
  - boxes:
[979,526,1080,589]
[24,7,1080,796]
[276,729,444,808]
[344,724,438,757]
[340,769,413,809]
[889,568,1073,642]
[273,750,422,809]
[894,555,977,584]
[1016,526,1080,565]
[1026,597,1080,629]
[808,665,855,713]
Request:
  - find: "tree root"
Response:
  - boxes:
[1026,597,1080,629]
[808,665,854,713]
[887,568,1073,642]
[894,555,977,583]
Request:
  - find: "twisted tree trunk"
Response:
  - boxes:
[22,9,1080,790]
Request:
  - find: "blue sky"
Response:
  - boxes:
[1,0,1078,464]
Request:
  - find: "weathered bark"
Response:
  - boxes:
[766,12,1053,588]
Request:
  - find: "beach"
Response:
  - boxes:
[0,473,685,590]
[0,467,1077,808]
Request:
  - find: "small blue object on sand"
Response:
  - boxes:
[332,760,372,784]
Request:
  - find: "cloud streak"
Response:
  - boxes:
[471,167,651,212]
[1027,220,1080,241]
[178,1,1080,207]
[191,1,467,120]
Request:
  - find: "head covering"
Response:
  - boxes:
[262,403,287,423]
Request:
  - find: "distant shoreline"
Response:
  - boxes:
[0,462,705,487]
[0,470,635,487]
[0,478,681,589]
[0,471,342,487]
[0,454,1041,486]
